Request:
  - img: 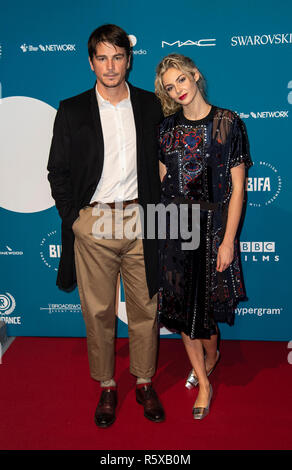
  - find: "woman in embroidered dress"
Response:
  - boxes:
[155,54,252,420]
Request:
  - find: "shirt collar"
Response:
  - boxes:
[95,82,131,109]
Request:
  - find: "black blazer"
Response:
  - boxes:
[47,83,163,298]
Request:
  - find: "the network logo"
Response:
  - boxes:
[162,39,216,48]
[20,43,76,53]
[239,110,288,119]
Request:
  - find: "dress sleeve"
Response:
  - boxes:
[157,125,165,164]
[230,116,253,169]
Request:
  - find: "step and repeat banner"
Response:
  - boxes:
[0,0,291,340]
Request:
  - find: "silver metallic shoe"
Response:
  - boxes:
[192,384,213,420]
[185,350,220,389]
[185,369,199,389]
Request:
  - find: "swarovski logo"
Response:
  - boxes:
[162,39,216,48]
[231,33,292,47]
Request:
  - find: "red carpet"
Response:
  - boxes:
[0,337,291,450]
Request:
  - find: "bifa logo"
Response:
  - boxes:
[240,242,279,262]
[247,177,270,192]
[0,293,22,325]
[162,39,216,48]
[247,161,282,208]
[40,230,62,272]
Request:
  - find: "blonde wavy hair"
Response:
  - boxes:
[155,54,207,116]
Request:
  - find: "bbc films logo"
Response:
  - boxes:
[40,230,61,272]
[20,43,76,53]
[239,110,288,119]
[240,241,279,263]
[231,33,292,47]
[0,293,21,325]
[40,304,81,315]
[162,38,216,48]
[246,161,282,208]
[128,34,147,55]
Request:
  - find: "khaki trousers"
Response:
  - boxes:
[73,205,158,381]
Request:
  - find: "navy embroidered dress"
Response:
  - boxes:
[158,106,252,339]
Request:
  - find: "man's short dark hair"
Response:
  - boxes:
[88,24,132,60]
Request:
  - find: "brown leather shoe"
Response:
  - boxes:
[94,388,117,428]
[136,384,165,422]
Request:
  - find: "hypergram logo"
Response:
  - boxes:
[162,39,216,48]
[236,306,283,317]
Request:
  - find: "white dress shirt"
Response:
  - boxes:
[90,83,138,204]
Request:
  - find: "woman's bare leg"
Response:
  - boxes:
[181,333,210,407]
[201,331,219,373]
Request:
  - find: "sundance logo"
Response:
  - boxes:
[162,39,216,48]
[20,43,76,53]
[231,33,292,47]
[0,293,21,325]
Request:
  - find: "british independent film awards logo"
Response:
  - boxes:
[246,161,282,208]
[40,230,61,271]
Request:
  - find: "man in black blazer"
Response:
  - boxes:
[47,24,165,427]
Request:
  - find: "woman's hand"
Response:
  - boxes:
[216,242,234,272]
